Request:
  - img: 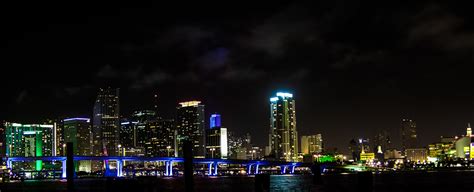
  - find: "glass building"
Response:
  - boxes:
[63,118,92,156]
[144,119,175,157]
[63,118,92,172]
[176,101,205,158]
[268,92,298,162]
[5,122,55,171]
[92,87,120,157]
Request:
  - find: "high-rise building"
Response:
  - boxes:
[145,119,175,157]
[205,114,228,159]
[92,87,120,157]
[120,120,138,149]
[0,121,6,159]
[268,92,298,162]
[373,130,391,154]
[5,122,55,170]
[176,101,205,158]
[401,119,417,154]
[63,118,92,156]
[63,118,92,172]
[301,134,323,155]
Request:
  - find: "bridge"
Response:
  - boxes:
[5,156,303,178]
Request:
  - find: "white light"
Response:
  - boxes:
[270,97,279,102]
[23,131,37,135]
[12,123,22,127]
[221,128,228,159]
[40,125,54,128]
[276,92,293,98]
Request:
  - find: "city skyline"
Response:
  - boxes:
[4,2,474,155]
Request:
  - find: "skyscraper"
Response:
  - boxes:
[63,118,92,156]
[5,122,55,170]
[401,118,417,154]
[268,92,298,162]
[63,118,92,172]
[206,113,228,159]
[176,101,205,158]
[92,88,120,157]
[301,134,323,155]
[144,119,175,157]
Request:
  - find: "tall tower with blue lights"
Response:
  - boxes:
[268,92,298,162]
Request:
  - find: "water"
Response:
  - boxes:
[1,171,473,192]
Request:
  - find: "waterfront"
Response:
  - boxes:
[1,170,474,192]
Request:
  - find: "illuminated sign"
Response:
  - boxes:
[360,153,375,161]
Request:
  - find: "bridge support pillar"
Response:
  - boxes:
[247,164,253,175]
[208,163,213,176]
[213,162,218,176]
[290,165,295,174]
[168,161,173,176]
[6,160,12,169]
[255,164,259,174]
[62,160,67,178]
[281,166,287,174]
[116,160,123,177]
[165,161,169,176]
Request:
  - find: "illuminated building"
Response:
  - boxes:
[349,139,360,161]
[176,101,205,158]
[205,114,227,159]
[0,122,5,158]
[373,130,391,154]
[405,148,428,162]
[145,119,175,157]
[131,110,157,149]
[384,149,403,160]
[268,92,298,162]
[455,136,471,159]
[301,134,323,155]
[63,118,92,172]
[205,128,228,159]
[92,87,120,157]
[359,152,375,161]
[5,122,55,170]
[210,114,221,129]
[120,120,138,149]
[467,123,472,137]
[400,119,417,155]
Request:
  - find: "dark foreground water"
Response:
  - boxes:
[1,171,474,192]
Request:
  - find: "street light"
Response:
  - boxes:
[118,144,122,156]
[166,146,171,157]
[251,150,256,160]
[210,148,216,159]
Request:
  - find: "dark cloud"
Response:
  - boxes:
[16,90,28,104]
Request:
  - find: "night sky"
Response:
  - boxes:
[3,1,474,154]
